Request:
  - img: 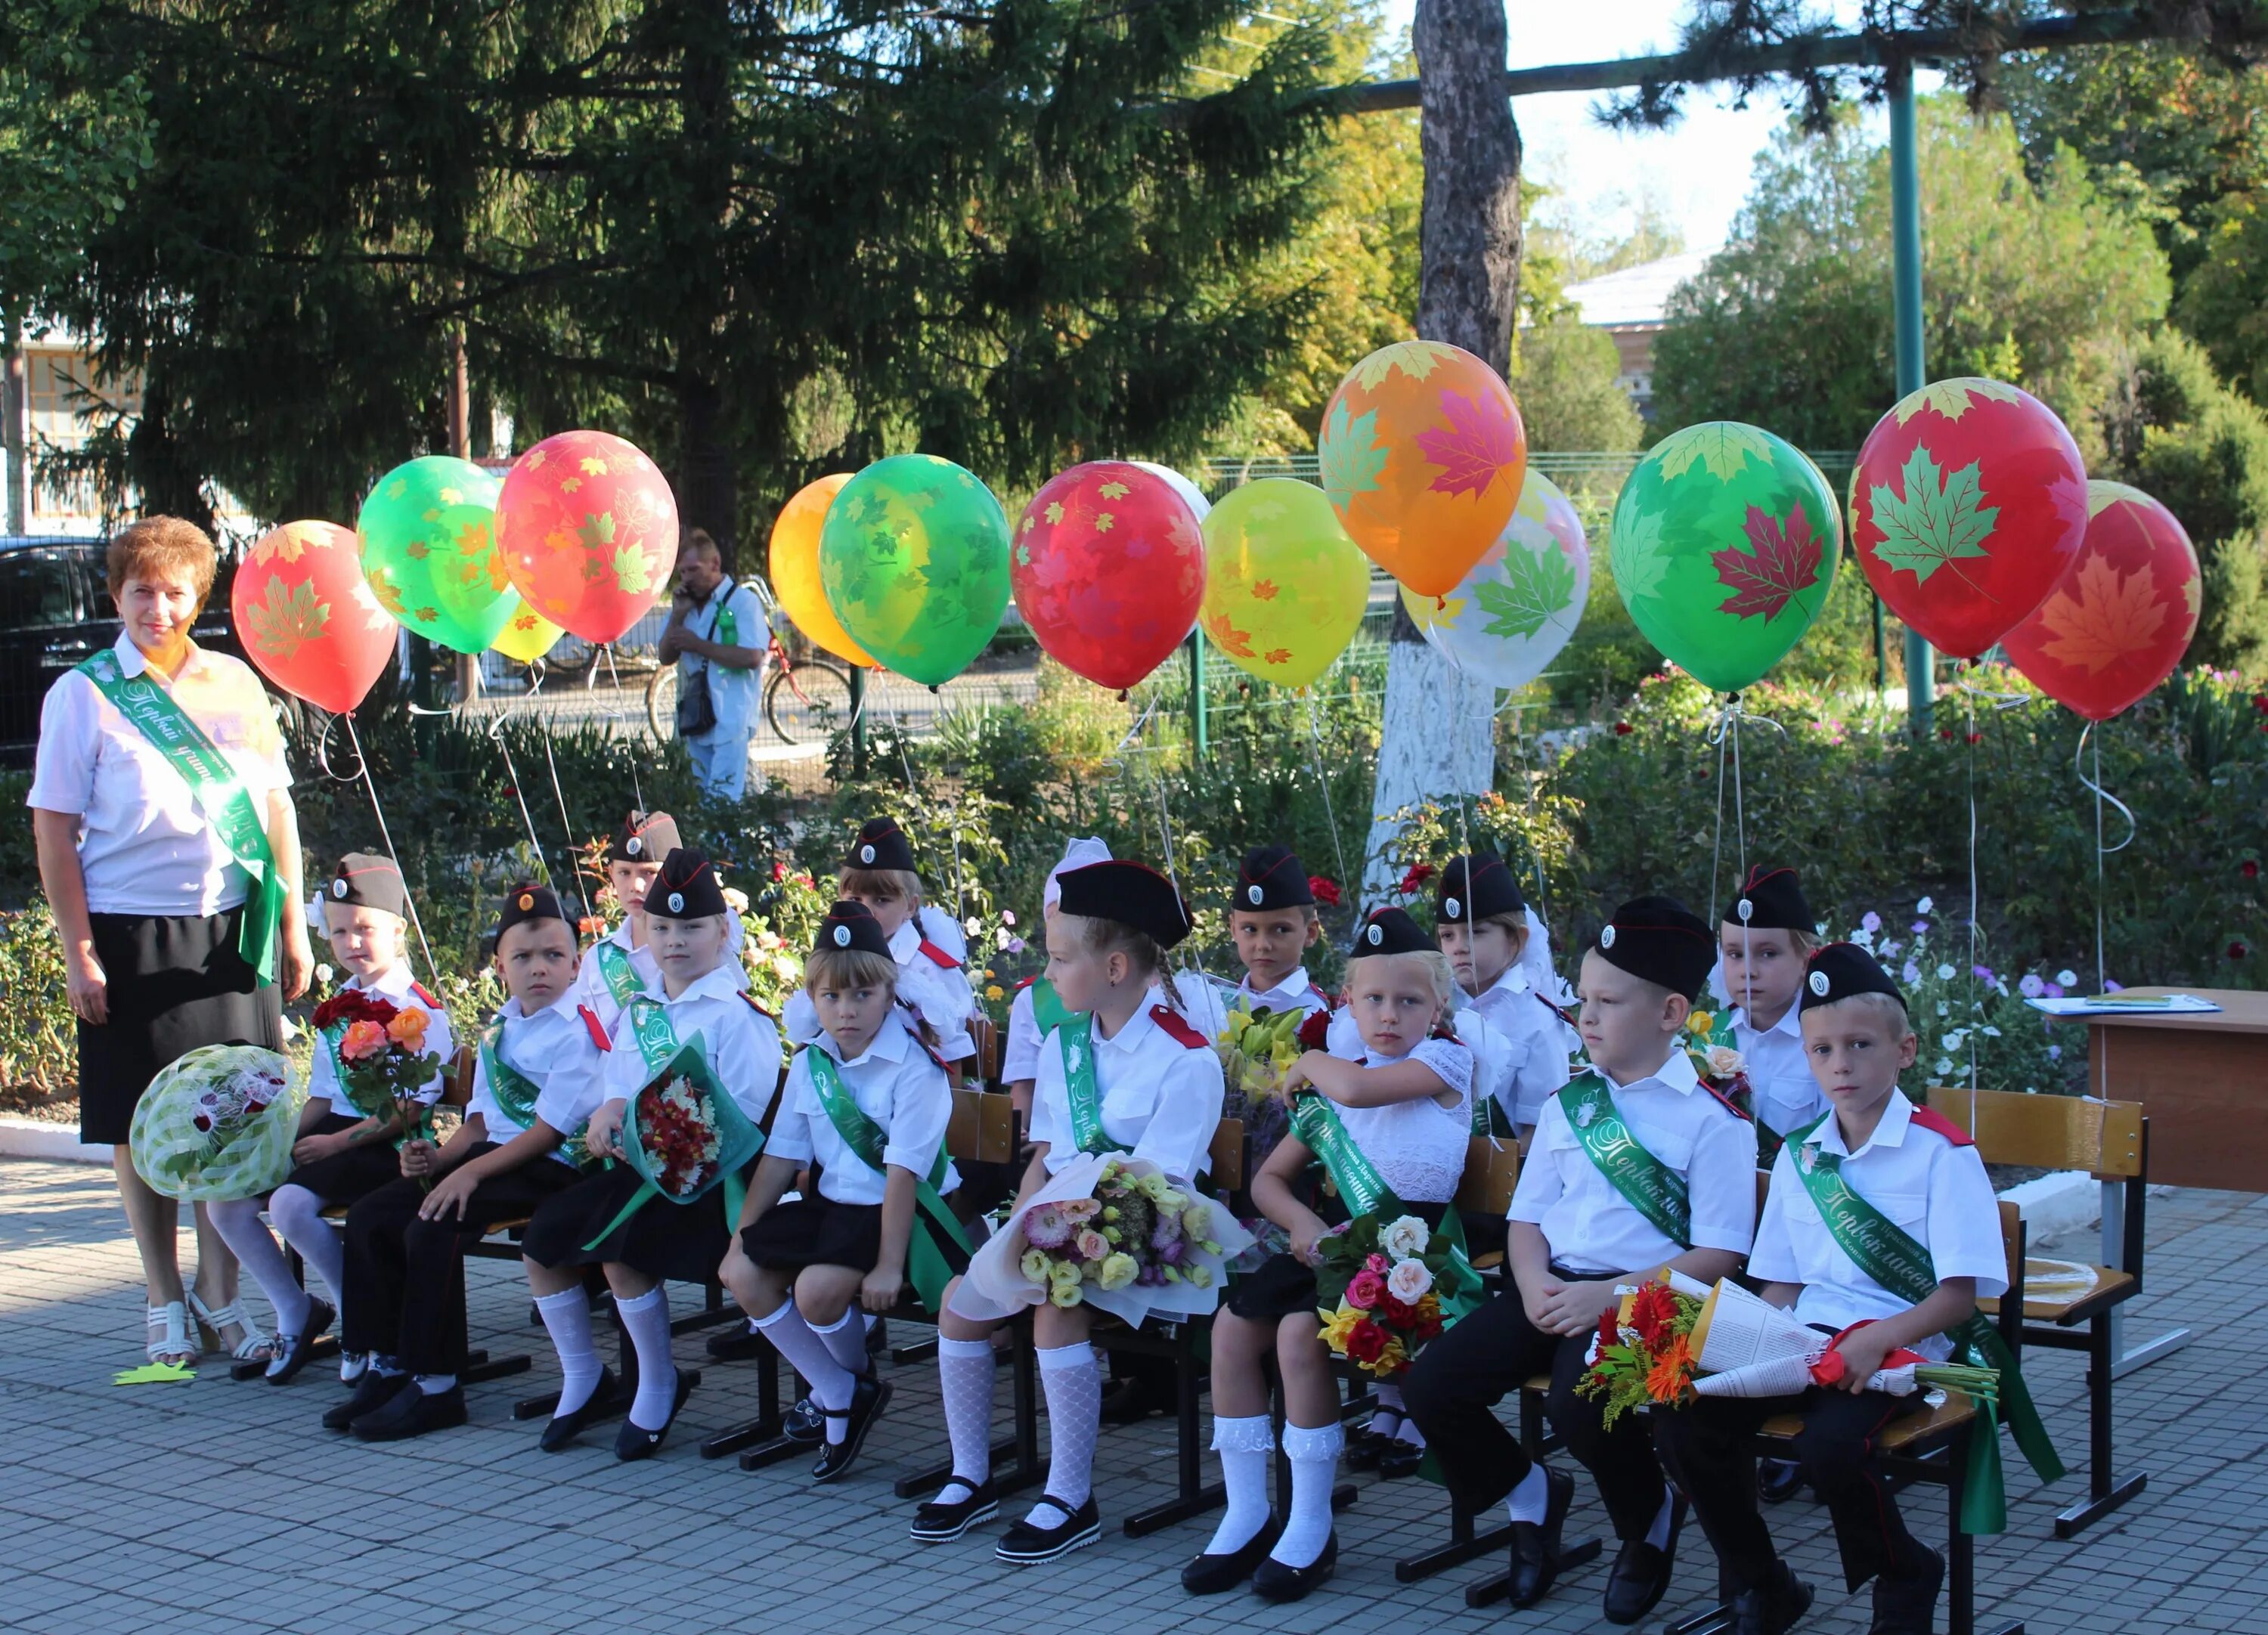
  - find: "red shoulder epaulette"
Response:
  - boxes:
[1535,991,1576,1029]
[577,1004,612,1051]
[410,980,442,1009]
[1908,1106,1975,1147]
[917,939,962,970]
[1015,974,1039,992]
[1697,1079,1753,1122]
[739,991,777,1022]
[1150,1005,1208,1048]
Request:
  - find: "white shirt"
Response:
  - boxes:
[1238,965,1331,1018]
[1509,1048,1758,1274]
[767,1013,960,1206]
[469,994,605,1167]
[307,962,456,1115]
[1730,1003,1828,1141]
[600,961,785,1123]
[26,633,293,916]
[1028,983,1224,1182]
[1322,1036,1473,1203]
[1750,1091,2007,1360]
[573,921,657,1039]
[1007,970,1225,1083]
[783,917,977,1064]
[1469,965,1576,1131]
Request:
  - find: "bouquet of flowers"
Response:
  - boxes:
[312,987,444,1148]
[129,1045,302,1202]
[1679,1009,1752,1103]
[621,1039,765,1205]
[1312,1212,1470,1380]
[1576,1274,1708,1427]
[1214,1002,1331,1160]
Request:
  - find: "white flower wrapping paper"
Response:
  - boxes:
[950,1151,1255,1328]
[1688,1277,1919,1398]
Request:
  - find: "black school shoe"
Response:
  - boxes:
[1343,1423,1390,1471]
[910,1480,1000,1544]
[705,1324,765,1362]
[263,1299,336,1386]
[613,1370,696,1461]
[1758,1456,1806,1504]
[995,1495,1101,1565]
[322,1369,412,1432]
[1251,1531,1338,1602]
[1869,1545,1944,1635]
[539,1366,621,1453]
[1603,1492,1686,1625]
[1507,1465,1576,1609]
[1181,1519,1281,1595]
[782,1396,823,1444]
[352,1382,469,1442]
[1098,1376,1163,1426]
[811,1373,894,1483]
[1376,1436,1426,1479]
[1732,1559,1814,1635]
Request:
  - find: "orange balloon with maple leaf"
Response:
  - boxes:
[1012,461,1204,692]
[494,429,680,644]
[232,520,399,713]
[2000,482,2200,720]
[1316,340,1527,598]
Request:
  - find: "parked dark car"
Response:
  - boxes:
[0,533,274,767]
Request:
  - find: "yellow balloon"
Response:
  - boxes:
[489,602,563,664]
[770,473,875,667]
[1198,478,1370,689]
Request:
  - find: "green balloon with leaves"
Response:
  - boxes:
[356,455,521,655]
[819,454,1012,687]
[1607,422,1842,693]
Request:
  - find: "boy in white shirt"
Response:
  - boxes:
[574,810,677,1033]
[1433,850,1574,1136]
[1714,863,1827,1163]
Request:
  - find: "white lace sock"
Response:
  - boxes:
[814,1308,872,1380]
[1025,1342,1101,1526]
[268,1184,346,1308]
[1269,1422,1344,1570]
[934,1336,995,1504]
[205,1197,311,1334]
[1202,1415,1275,1556]
[415,1373,456,1394]
[1507,1462,1551,1524]
[757,1302,856,1440]
[1644,1487,1676,1550]
[615,1287,678,1431]
[535,1289,603,1416]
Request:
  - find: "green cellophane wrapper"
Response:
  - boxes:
[129,1045,304,1202]
[623,1038,765,1205]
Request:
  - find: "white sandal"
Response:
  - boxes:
[187,1286,274,1364]
[146,1301,196,1367]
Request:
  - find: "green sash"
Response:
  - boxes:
[1027,976,1074,1041]
[318,1024,384,1119]
[584,998,752,1248]
[1055,1015,1113,1155]
[1786,1112,2064,1533]
[77,649,283,984]
[593,940,643,1015]
[1560,1073,1691,1248]
[804,1047,972,1311]
[1718,1011,1787,1166]
[1290,1092,1396,1219]
[480,1020,589,1168]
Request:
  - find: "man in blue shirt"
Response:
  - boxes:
[659,528,765,799]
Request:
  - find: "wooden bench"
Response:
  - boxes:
[1924,1085,2149,1538]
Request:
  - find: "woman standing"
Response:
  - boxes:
[27,516,314,1366]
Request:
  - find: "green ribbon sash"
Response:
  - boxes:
[1289,1092,1398,1219]
[1560,1074,1692,1249]
[77,649,282,984]
[593,940,643,1015]
[582,1007,757,1249]
[1027,976,1074,1041]
[1056,1015,1114,1156]
[804,1047,971,1312]
[1786,1112,2064,1534]
[481,1020,590,1168]
[1716,1011,1787,1166]
[318,1024,386,1119]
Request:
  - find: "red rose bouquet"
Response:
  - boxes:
[312,987,444,1166]
[1312,1212,1473,1380]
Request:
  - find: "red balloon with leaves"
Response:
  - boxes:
[1012,461,1205,692]
[231,521,400,714]
[494,429,680,644]
[2000,482,2201,720]
[1848,377,2089,659]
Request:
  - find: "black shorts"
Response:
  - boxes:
[521,1162,735,1284]
[1226,1199,1455,1322]
[279,1113,403,1203]
[742,1196,886,1275]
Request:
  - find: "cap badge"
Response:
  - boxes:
[331,878,349,899]
[626,835,642,856]
[1599,924,1617,949]
[860,843,876,864]
[1443,896,1461,921]
[1808,970,1831,996]
[832,924,851,948]
[668,891,686,913]
[517,892,534,912]
[1737,897,1754,922]
[1366,923,1384,946]
[1247,884,1263,906]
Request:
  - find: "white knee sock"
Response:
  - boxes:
[1644,1488,1676,1550]
[535,1289,603,1416]
[1027,1342,1101,1525]
[755,1302,856,1435]
[268,1184,345,1308]
[1269,1421,1344,1569]
[1507,1462,1551,1524]
[615,1287,677,1431]
[1202,1414,1275,1556]
[814,1307,872,1380]
[205,1197,310,1333]
[934,1336,995,1504]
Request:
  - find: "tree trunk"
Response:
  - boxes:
[1360,0,1523,900]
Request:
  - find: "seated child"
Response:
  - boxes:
[1434,850,1576,1137]
[785,817,976,1070]
[1223,844,1332,1017]
[329,884,605,1440]
[519,848,784,1459]
[719,901,967,1483]
[1715,863,1827,1163]
[574,810,677,1032]
[1651,943,2012,1635]
[1402,896,1757,1625]
[207,853,455,1386]
[1183,906,1473,1603]
[911,859,1222,1563]
[1002,837,1115,1116]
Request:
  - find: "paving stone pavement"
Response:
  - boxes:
[4,1157,2263,1635]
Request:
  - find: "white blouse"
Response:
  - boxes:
[1027,984,1224,1182]
[1324,1036,1474,1203]
[766,1014,960,1206]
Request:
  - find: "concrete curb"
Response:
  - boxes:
[1997,1168,2100,1246]
[0,1116,105,1164]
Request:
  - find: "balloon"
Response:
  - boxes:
[494,429,680,644]
[1126,460,1211,522]
[1403,469,1591,692]
[1012,461,1205,692]
[769,474,872,666]
[488,604,564,665]
[2001,481,2201,720]
[818,454,1011,687]
[1850,376,2087,660]
[355,456,517,655]
[231,521,398,714]
[1608,421,1842,694]
[1198,478,1369,689]
[1316,339,1526,597]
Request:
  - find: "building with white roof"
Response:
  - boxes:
[1557,249,1712,421]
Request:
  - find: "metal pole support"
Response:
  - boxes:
[1889,57,1935,735]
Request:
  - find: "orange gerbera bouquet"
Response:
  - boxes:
[1576,1277,1705,1428]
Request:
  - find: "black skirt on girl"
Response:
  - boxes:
[521,1161,739,1285]
[279,1111,402,1200]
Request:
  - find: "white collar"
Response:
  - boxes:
[1482,961,1533,998]
[1805,1088,1913,1159]
[500,992,575,1028]
[1095,983,1167,1054]
[1242,965,1315,1005]
[1597,1046,1699,1098]
[816,1010,915,1069]
[654,960,745,1007]
[888,918,924,963]
[606,918,641,952]
[349,962,417,1001]
[1733,1002,1803,1041]
[112,630,213,686]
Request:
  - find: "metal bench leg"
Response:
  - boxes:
[1662,1561,1737,1635]
[2053,1312,2146,1538]
[1123,1333,1225,1536]
[704,1349,790,1459]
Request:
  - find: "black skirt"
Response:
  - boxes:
[278,1113,404,1203]
[79,907,284,1144]
[520,1162,735,1284]
[743,1196,885,1274]
[1228,1199,1455,1323]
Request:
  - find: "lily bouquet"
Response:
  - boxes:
[1214,1001,1331,1161]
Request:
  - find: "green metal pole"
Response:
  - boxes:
[1890,58,1934,735]
[1188,628,1209,759]
[848,665,867,778]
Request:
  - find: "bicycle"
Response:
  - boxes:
[646,577,857,747]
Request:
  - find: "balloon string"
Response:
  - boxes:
[1303,695,1353,900]
[601,644,644,815]
[342,711,439,987]
[1965,684,1980,1100]
[2075,720,2138,996]
[538,712,599,932]
[485,712,555,891]
[1708,701,1730,930]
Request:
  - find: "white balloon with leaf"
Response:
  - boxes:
[1400,468,1590,691]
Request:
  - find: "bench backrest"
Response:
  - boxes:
[442,1045,477,1108]
[1210,1119,1247,1193]
[969,1013,1003,1088]
[1923,1085,2144,1180]
[947,1086,1021,1166]
[1453,1135,1519,1216]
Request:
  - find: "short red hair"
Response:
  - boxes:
[107,516,218,605]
